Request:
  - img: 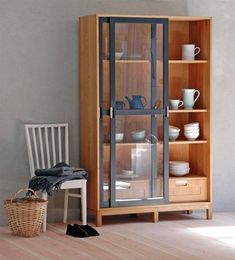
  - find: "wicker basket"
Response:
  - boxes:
[4,188,48,237]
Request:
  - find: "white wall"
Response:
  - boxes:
[0,0,233,225]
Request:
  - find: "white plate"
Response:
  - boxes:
[170,169,190,174]
[117,174,139,179]
[169,161,189,164]
[170,171,190,176]
[169,165,189,170]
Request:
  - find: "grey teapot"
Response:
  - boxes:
[125,95,147,109]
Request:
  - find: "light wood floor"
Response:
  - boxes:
[1,212,235,259]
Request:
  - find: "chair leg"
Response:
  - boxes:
[42,192,47,232]
[81,181,87,225]
[63,189,69,223]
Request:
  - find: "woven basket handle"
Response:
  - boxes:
[10,188,38,203]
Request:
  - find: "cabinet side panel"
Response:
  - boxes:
[79,15,99,211]
[189,19,212,202]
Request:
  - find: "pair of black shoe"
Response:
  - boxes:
[66,224,99,238]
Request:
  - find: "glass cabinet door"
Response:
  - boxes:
[99,17,168,207]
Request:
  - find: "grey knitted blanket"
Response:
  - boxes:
[28,162,88,196]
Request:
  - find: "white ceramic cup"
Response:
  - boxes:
[182,44,200,60]
[169,99,184,110]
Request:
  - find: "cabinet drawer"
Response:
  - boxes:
[169,177,207,202]
[117,180,149,199]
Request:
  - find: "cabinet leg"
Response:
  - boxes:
[186,210,193,214]
[206,206,212,220]
[152,210,159,222]
[96,212,102,227]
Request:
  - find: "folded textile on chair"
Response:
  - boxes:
[28,162,88,196]
[35,162,85,177]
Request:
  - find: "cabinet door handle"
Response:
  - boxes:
[99,107,103,119]
[110,107,114,118]
[166,106,169,118]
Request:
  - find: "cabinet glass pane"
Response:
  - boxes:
[114,23,164,110]
[102,22,110,110]
[115,115,164,201]
[102,116,110,202]
[156,24,164,109]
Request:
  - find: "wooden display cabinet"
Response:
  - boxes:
[79,15,212,226]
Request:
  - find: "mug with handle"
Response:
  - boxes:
[182,89,200,109]
[169,99,184,110]
[182,44,200,60]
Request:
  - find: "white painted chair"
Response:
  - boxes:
[25,123,87,232]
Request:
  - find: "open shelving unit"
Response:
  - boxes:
[168,17,211,209]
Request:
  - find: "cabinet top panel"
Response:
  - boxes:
[80,14,212,21]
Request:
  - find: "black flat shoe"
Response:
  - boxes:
[74,224,99,236]
[66,224,89,238]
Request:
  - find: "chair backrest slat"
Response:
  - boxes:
[25,123,69,177]
[65,125,69,164]
[32,128,40,169]
[38,128,45,168]
[45,127,51,168]
[51,127,56,166]
[25,126,35,176]
[58,126,62,162]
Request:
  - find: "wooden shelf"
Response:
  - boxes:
[103,60,164,64]
[103,60,150,64]
[169,140,207,145]
[104,140,207,146]
[104,142,156,146]
[169,109,207,113]
[169,60,208,64]
[169,173,207,179]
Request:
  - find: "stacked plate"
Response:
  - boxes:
[184,122,200,141]
[169,161,190,176]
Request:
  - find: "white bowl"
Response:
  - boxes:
[184,131,199,141]
[121,169,134,176]
[184,130,200,133]
[169,126,180,133]
[115,133,124,142]
[170,168,189,171]
[169,165,189,170]
[184,126,199,130]
[184,122,199,128]
[115,52,123,60]
[169,132,179,141]
[131,130,146,142]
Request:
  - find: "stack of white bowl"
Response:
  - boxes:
[169,161,190,176]
[184,122,200,141]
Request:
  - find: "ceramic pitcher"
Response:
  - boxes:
[125,95,147,109]
[182,89,200,109]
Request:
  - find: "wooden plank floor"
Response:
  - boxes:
[1,212,235,259]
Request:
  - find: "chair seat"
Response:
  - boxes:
[60,179,87,189]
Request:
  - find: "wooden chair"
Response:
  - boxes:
[25,123,87,232]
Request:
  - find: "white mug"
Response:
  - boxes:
[169,99,184,110]
[182,44,200,60]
